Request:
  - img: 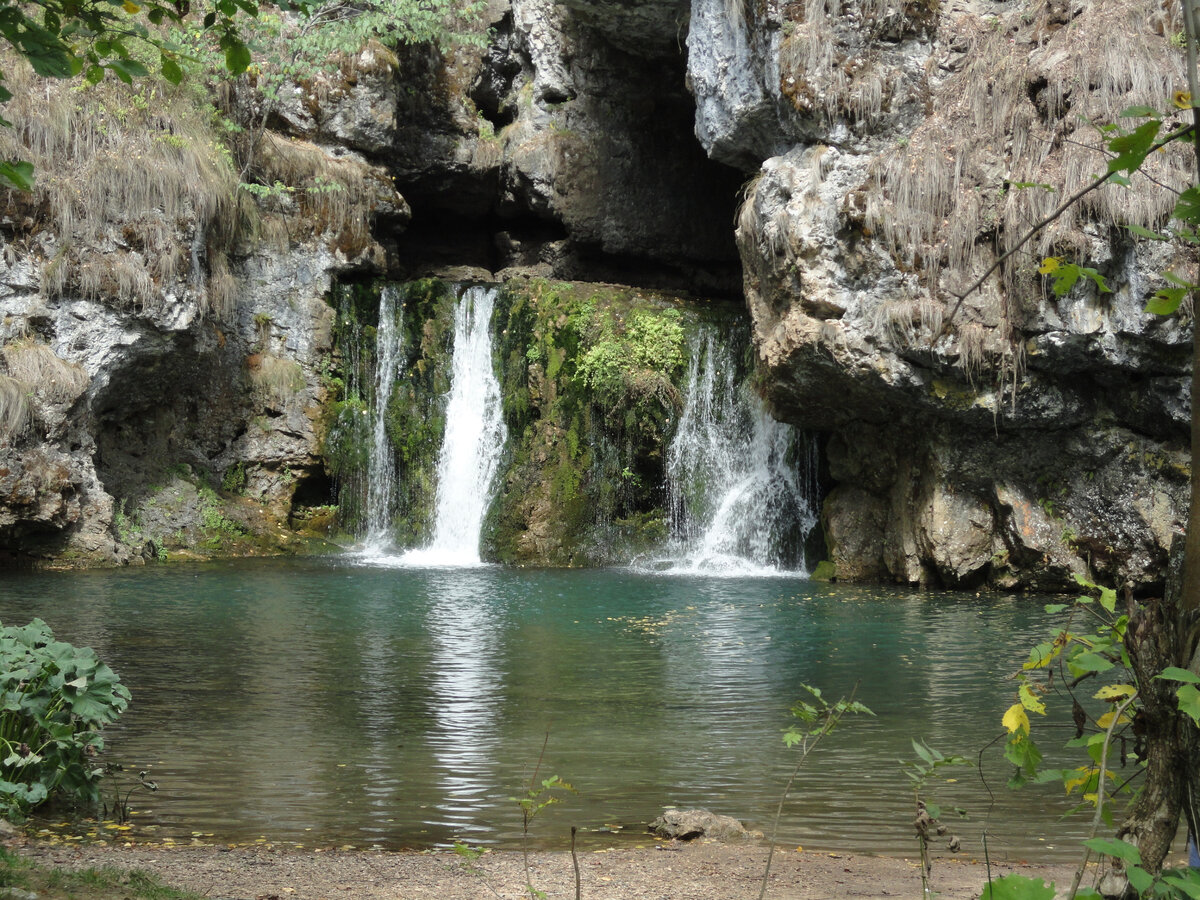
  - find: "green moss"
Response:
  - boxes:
[484,279,719,565]
[811,560,837,582]
[321,278,457,542]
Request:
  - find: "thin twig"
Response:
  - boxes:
[571,825,582,900]
[757,684,861,900]
[1066,694,1137,900]
[937,124,1197,341]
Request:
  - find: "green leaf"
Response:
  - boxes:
[1083,837,1142,865]
[1126,223,1168,240]
[224,40,251,74]
[0,161,34,192]
[1050,264,1082,297]
[1119,105,1161,119]
[979,874,1056,900]
[1107,120,1161,174]
[1044,603,1068,614]
[1126,866,1154,894]
[1068,652,1114,677]
[1098,586,1117,612]
[1176,683,1200,726]
[160,54,183,84]
[1175,186,1200,223]
[1146,287,1187,315]
[107,58,149,82]
[1156,666,1200,684]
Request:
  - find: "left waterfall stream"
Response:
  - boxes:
[359,283,507,568]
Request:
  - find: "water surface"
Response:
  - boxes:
[0,560,1085,859]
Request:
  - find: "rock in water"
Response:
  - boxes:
[649,808,762,842]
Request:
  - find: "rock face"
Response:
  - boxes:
[380,0,745,295]
[0,67,402,565]
[723,0,1191,590]
[0,0,1188,590]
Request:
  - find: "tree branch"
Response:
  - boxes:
[935,123,1196,343]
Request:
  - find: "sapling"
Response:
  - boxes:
[511,730,575,900]
[758,684,873,900]
[900,739,971,900]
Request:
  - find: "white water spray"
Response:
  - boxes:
[401,285,507,567]
[658,330,818,576]
[363,284,403,551]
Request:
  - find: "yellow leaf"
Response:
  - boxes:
[1064,772,1089,794]
[1020,683,1046,715]
[122,0,140,11]
[1175,90,1193,110]
[1097,710,1132,729]
[1038,257,1062,275]
[1093,684,1137,701]
[1002,702,1030,735]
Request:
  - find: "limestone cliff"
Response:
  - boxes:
[0,0,1188,589]
[0,55,403,565]
[713,0,1192,589]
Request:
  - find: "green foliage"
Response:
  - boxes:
[0,845,203,900]
[902,740,970,899]
[981,874,1058,900]
[0,619,130,821]
[782,684,874,747]
[485,280,702,565]
[0,0,260,190]
[221,462,247,494]
[758,685,872,900]
[322,278,456,542]
[1002,576,1134,796]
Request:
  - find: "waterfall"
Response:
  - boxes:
[658,329,818,576]
[363,284,403,550]
[401,285,507,567]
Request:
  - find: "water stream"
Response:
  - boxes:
[392,285,506,567]
[363,284,403,550]
[656,330,817,576]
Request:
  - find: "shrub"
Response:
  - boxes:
[0,619,130,820]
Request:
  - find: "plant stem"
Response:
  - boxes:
[757,688,859,900]
[571,825,581,900]
[1066,694,1137,900]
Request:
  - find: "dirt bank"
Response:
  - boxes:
[20,840,1079,900]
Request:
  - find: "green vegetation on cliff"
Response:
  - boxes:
[486,279,692,565]
[324,278,457,541]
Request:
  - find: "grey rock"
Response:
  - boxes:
[649,808,762,842]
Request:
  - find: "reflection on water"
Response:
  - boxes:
[0,561,1087,859]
